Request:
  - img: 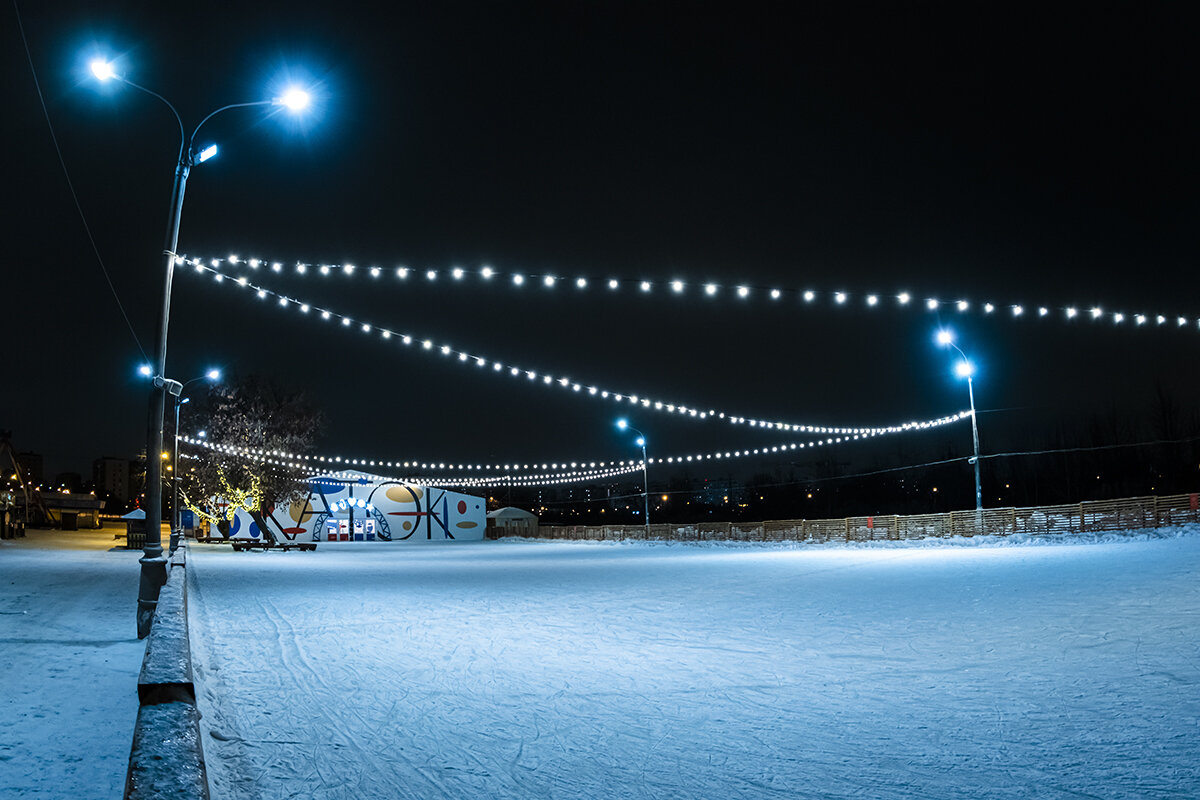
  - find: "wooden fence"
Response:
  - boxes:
[513,492,1200,544]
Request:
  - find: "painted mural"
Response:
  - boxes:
[215,471,487,542]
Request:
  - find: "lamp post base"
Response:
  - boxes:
[136,554,169,639]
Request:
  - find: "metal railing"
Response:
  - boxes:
[521,492,1200,543]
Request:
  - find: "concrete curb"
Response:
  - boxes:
[125,544,209,799]
[124,702,208,799]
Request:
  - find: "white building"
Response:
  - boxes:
[215,471,487,543]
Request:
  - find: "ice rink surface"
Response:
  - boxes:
[188,531,1200,799]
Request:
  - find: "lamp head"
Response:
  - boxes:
[616,419,628,430]
[635,437,645,447]
[955,360,975,378]
[195,144,219,164]
[138,364,152,377]
[276,87,311,112]
[89,59,117,81]
[205,368,221,381]
[936,329,953,346]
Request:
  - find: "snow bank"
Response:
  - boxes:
[503,522,1200,550]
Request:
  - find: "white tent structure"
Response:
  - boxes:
[487,506,539,537]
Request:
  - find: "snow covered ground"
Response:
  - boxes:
[188,529,1200,799]
[0,525,148,798]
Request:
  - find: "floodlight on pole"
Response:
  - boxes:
[90,59,117,81]
[616,419,650,526]
[88,51,317,638]
[169,368,222,554]
[936,329,983,511]
[196,144,218,163]
[277,87,311,111]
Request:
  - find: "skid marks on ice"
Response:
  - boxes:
[237,596,456,799]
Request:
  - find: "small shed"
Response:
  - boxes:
[122,508,146,549]
[486,507,539,538]
[39,492,104,530]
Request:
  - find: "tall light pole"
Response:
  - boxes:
[937,329,982,511]
[616,419,650,526]
[89,56,312,638]
[169,368,220,554]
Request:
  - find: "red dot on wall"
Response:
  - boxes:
[457,500,467,514]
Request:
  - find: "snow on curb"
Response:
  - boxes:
[124,545,209,800]
[125,702,208,800]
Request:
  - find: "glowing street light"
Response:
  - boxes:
[278,87,311,112]
[168,369,221,553]
[89,52,315,638]
[89,59,116,81]
[936,329,982,511]
[616,419,650,526]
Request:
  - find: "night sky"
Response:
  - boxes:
[6,2,1198,485]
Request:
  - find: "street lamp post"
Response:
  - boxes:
[937,330,983,511]
[89,57,311,638]
[616,419,650,526]
[168,369,220,553]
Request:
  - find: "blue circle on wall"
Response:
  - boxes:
[228,514,241,535]
[249,520,261,539]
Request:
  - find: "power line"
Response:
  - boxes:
[539,435,1200,503]
[980,435,1200,462]
[12,0,148,361]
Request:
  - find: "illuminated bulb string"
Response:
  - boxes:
[180,439,643,488]
[185,263,969,436]
[180,435,641,473]
[191,254,1200,332]
[180,415,967,485]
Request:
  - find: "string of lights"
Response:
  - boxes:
[178,437,644,488]
[186,254,1200,331]
[180,410,968,483]
[183,261,971,436]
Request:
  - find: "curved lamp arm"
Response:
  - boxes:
[116,78,186,163]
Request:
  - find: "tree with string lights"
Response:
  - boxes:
[181,374,323,538]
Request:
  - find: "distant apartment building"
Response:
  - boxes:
[53,472,83,493]
[15,451,43,486]
[93,457,133,507]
